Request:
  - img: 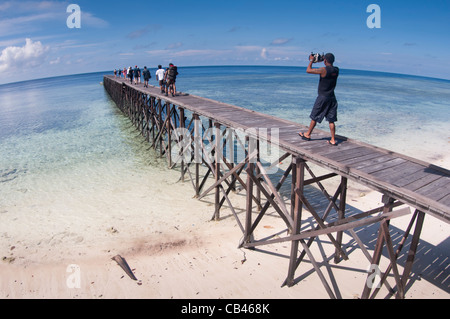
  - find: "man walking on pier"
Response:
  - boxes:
[128,66,133,84]
[143,66,151,88]
[134,66,140,85]
[299,53,339,146]
[156,65,165,93]
[166,63,178,97]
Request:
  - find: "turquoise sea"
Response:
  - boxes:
[1,66,449,208]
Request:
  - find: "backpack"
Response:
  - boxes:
[168,66,178,80]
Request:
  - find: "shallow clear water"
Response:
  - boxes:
[0,67,449,209]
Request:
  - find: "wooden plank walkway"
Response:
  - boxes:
[104,75,449,224]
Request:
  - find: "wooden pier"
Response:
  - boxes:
[103,75,449,299]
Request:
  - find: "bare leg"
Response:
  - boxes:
[329,122,336,144]
[305,120,317,138]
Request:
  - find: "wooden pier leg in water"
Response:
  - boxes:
[167,104,172,168]
[286,157,305,287]
[139,93,143,130]
[120,83,125,110]
[158,99,163,157]
[151,97,156,146]
[144,95,149,141]
[335,176,347,263]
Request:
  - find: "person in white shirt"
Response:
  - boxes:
[155,65,166,93]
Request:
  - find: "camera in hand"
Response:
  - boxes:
[310,52,324,63]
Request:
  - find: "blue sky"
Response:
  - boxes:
[0,0,449,84]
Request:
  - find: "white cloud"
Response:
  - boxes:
[166,42,184,50]
[235,45,262,52]
[172,49,230,58]
[0,13,57,37]
[0,38,49,72]
[260,48,268,59]
[82,12,109,28]
[49,57,60,65]
[270,38,292,46]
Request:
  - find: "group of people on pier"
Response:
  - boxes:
[113,63,178,97]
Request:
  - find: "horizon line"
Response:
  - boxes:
[1,64,449,87]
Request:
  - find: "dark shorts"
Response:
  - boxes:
[159,80,165,86]
[167,78,176,86]
[310,95,338,123]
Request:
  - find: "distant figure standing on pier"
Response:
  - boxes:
[128,66,134,84]
[299,53,339,146]
[142,66,151,88]
[134,66,140,85]
[123,67,127,79]
[156,65,166,93]
[114,69,117,78]
[166,63,178,97]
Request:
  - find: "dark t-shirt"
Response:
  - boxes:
[143,69,151,80]
[318,66,339,97]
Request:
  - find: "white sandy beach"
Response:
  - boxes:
[0,146,449,300]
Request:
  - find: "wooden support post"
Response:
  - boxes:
[133,90,137,125]
[158,99,163,156]
[121,83,125,110]
[193,114,201,197]
[144,95,149,141]
[179,107,185,182]
[361,196,394,299]
[380,219,405,299]
[255,139,262,211]
[151,97,156,145]
[138,92,141,130]
[398,210,425,299]
[167,104,172,168]
[244,137,254,246]
[226,128,236,192]
[369,208,417,299]
[286,156,305,287]
[128,89,132,120]
[289,155,297,234]
[213,122,221,221]
[335,176,347,263]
